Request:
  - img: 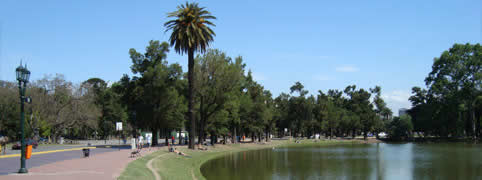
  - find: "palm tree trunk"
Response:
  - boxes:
[198,96,204,145]
[188,49,196,149]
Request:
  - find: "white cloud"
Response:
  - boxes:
[335,65,359,72]
[382,90,412,116]
[252,73,267,81]
[313,75,334,81]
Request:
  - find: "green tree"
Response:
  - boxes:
[165,2,216,149]
[274,93,290,137]
[322,100,340,139]
[370,86,391,138]
[194,49,245,145]
[127,40,186,145]
[0,81,20,139]
[410,43,481,138]
[288,82,310,137]
[388,115,413,140]
[425,43,481,138]
[263,90,276,142]
[344,85,376,140]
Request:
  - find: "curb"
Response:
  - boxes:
[0,147,96,159]
[94,144,130,148]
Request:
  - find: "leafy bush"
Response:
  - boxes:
[388,115,413,140]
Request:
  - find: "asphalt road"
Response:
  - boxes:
[0,147,123,175]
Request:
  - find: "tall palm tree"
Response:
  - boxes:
[164,2,216,149]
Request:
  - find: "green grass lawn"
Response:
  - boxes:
[118,150,161,180]
[119,139,361,180]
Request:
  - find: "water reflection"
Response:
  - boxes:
[201,143,482,180]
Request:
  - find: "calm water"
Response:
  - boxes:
[201,143,482,180]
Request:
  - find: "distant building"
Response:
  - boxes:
[377,113,392,121]
[399,108,409,116]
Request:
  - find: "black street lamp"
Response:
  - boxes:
[15,62,30,174]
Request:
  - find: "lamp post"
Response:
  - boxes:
[16,62,30,174]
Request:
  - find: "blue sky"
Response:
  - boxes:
[1,0,480,115]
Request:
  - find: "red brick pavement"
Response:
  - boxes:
[1,148,157,180]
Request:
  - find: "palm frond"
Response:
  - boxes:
[164,2,216,54]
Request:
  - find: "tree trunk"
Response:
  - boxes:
[265,130,269,142]
[211,134,217,147]
[328,128,331,140]
[165,129,169,146]
[477,110,481,139]
[363,129,368,140]
[188,49,196,149]
[178,129,182,145]
[471,107,476,139]
[197,128,203,145]
[152,128,158,146]
[210,134,214,146]
[232,127,237,144]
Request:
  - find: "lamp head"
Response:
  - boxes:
[23,64,30,83]
[15,63,24,82]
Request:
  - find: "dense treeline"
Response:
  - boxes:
[0,40,394,143]
[0,75,108,142]
[408,43,481,139]
[1,42,479,144]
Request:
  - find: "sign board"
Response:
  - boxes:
[116,122,122,131]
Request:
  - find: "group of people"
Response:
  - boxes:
[132,134,153,151]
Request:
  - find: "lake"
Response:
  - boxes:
[201,142,482,180]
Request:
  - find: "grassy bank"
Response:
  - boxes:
[119,139,360,180]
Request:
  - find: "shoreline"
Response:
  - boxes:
[379,137,480,143]
[119,137,480,179]
[119,139,363,180]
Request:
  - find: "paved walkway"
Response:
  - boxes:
[0,148,157,180]
[0,147,121,175]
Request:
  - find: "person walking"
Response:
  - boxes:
[147,134,152,150]
[0,136,8,155]
[138,135,144,149]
